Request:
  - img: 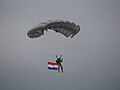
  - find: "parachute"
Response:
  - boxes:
[27,20,80,38]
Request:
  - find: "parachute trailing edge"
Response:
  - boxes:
[27,20,80,38]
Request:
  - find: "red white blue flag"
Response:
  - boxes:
[48,62,58,70]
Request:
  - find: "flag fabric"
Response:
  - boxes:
[48,62,58,70]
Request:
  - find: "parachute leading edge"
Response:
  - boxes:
[27,20,80,38]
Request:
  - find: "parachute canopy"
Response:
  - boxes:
[27,20,80,38]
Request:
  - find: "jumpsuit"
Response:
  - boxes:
[56,58,63,72]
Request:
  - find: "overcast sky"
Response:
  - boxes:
[0,0,120,90]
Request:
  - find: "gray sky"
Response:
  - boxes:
[0,0,120,90]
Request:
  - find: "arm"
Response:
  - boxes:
[55,55,58,59]
[60,55,62,58]
[60,55,63,62]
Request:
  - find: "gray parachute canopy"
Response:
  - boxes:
[27,20,80,38]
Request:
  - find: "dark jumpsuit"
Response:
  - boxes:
[56,58,63,71]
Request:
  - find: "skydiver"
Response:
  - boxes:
[55,55,64,73]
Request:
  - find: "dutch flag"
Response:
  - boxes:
[48,62,58,70]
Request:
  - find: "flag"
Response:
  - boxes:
[48,62,58,70]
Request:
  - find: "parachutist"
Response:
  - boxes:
[55,55,64,73]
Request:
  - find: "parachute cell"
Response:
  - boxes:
[27,20,80,38]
